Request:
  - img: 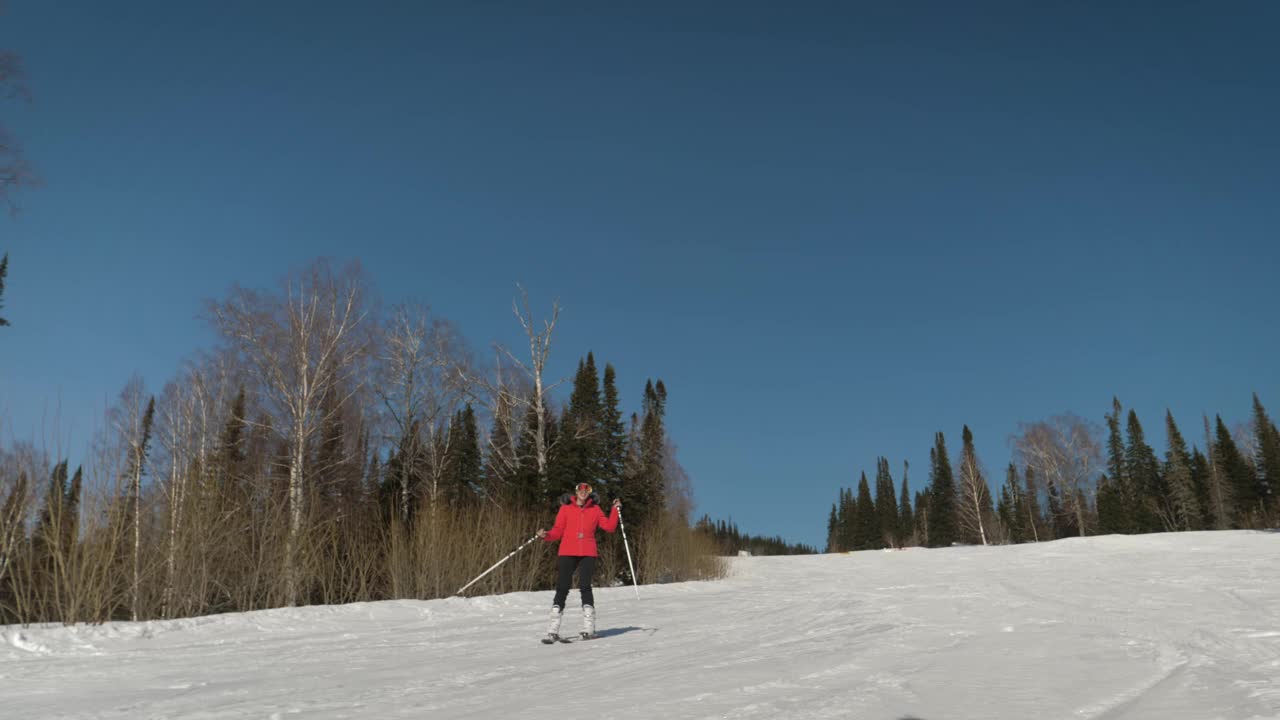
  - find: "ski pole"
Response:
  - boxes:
[618,507,639,599]
[456,533,540,596]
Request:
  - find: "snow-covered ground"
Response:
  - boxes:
[4,531,1279,720]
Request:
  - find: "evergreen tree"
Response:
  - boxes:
[1125,410,1164,533]
[65,465,82,545]
[926,433,957,547]
[444,405,482,506]
[33,461,70,562]
[838,486,857,552]
[874,457,899,547]
[1189,448,1215,530]
[996,484,1013,541]
[382,421,425,521]
[1250,393,1280,515]
[999,463,1027,543]
[617,411,645,523]
[219,387,248,491]
[510,404,546,511]
[1095,474,1126,535]
[898,462,913,547]
[552,354,605,495]
[1214,415,1259,526]
[313,387,354,509]
[624,379,667,531]
[854,472,880,550]
[125,395,156,622]
[1104,398,1135,533]
[600,363,627,494]
[825,503,839,553]
[1163,411,1202,531]
[913,490,929,546]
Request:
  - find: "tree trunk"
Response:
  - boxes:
[132,459,142,621]
[287,423,306,607]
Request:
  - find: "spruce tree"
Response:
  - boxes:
[926,434,958,547]
[826,504,839,553]
[855,472,880,550]
[834,486,855,548]
[1095,474,1126,535]
[1000,463,1027,543]
[65,465,82,547]
[618,412,644,522]
[838,486,857,552]
[1250,393,1280,515]
[383,421,423,521]
[913,490,929,546]
[33,461,70,562]
[874,457,899,548]
[1214,415,1258,526]
[219,387,248,491]
[538,405,562,504]
[556,354,604,495]
[1104,398,1135,533]
[996,484,1013,541]
[600,363,627,495]
[511,404,546,511]
[313,387,352,508]
[1163,411,1202,531]
[630,379,667,531]
[1125,410,1164,533]
[1189,447,1215,530]
[898,462,913,547]
[443,404,482,506]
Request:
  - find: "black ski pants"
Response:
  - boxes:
[552,555,596,609]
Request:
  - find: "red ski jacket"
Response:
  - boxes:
[544,497,619,557]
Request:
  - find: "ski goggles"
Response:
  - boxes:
[575,483,593,493]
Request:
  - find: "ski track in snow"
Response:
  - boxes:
[3,531,1279,720]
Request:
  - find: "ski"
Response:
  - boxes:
[541,634,573,644]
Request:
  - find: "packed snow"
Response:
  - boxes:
[4,531,1279,719]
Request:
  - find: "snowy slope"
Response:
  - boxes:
[3,531,1279,720]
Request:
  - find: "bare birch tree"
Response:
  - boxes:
[480,364,525,503]
[1012,413,1102,538]
[957,426,993,546]
[111,376,155,621]
[459,287,562,494]
[209,259,371,605]
[373,304,471,520]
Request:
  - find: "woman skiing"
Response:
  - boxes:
[536,482,621,642]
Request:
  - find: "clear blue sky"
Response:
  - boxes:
[2,1,1277,549]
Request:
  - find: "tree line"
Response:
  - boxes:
[0,259,726,625]
[694,516,818,557]
[828,396,1279,551]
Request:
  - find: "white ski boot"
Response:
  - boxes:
[580,604,597,640]
[541,606,565,644]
